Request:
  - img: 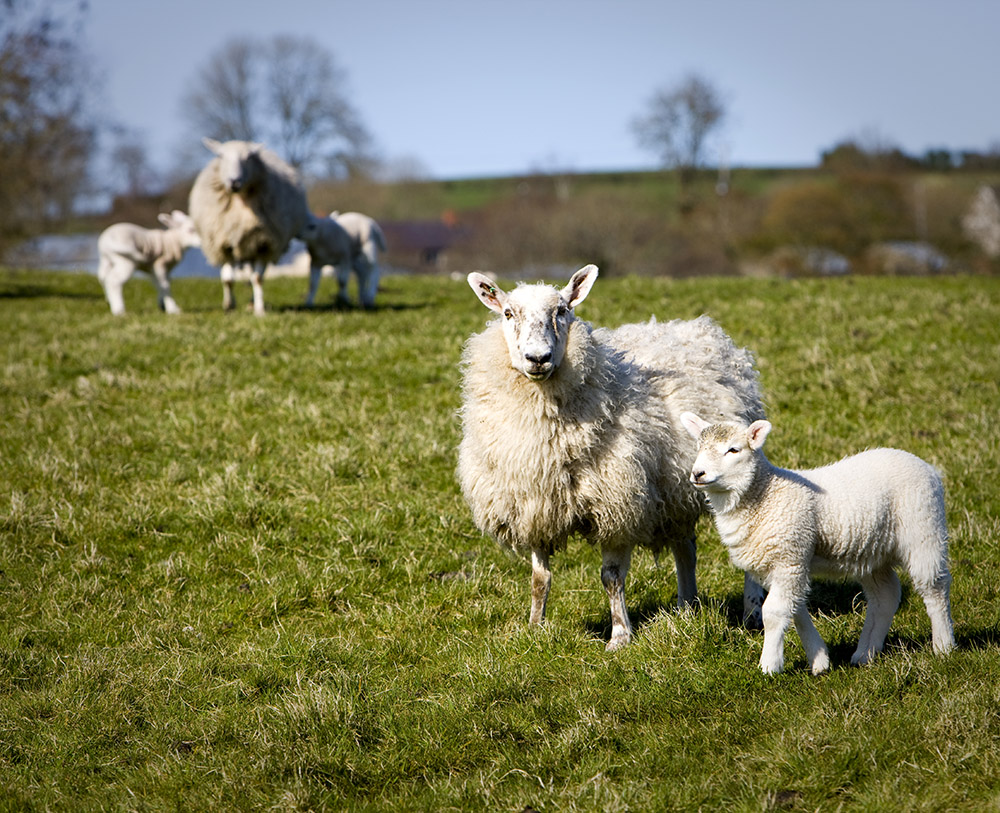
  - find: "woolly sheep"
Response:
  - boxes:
[188,138,309,316]
[96,210,201,315]
[681,412,955,675]
[299,211,388,309]
[458,265,767,650]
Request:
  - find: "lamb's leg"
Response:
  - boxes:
[759,580,796,674]
[793,603,831,675]
[852,569,901,665]
[152,261,180,314]
[529,548,551,626]
[356,253,379,309]
[250,263,266,317]
[743,573,765,629]
[601,546,634,651]
[336,262,353,307]
[304,264,321,307]
[220,263,236,311]
[672,535,697,609]
[915,573,956,656]
[100,256,129,316]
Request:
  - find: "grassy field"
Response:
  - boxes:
[1,267,999,811]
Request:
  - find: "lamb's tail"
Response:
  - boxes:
[370,221,388,253]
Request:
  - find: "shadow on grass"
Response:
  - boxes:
[0,285,101,300]
[275,300,431,314]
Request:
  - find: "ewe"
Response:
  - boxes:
[96,210,201,315]
[458,265,766,650]
[299,211,388,309]
[188,138,309,316]
[681,412,955,674]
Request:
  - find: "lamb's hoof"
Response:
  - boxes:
[811,651,831,675]
[605,634,631,652]
[850,650,877,667]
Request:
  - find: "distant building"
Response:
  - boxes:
[381,219,469,269]
[962,185,1000,257]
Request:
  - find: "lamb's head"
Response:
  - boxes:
[467,264,598,381]
[203,137,264,193]
[157,210,201,248]
[297,213,321,244]
[681,412,771,496]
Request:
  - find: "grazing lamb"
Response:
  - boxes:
[96,210,201,315]
[299,211,388,309]
[188,137,309,316]
[681,412,955,675]
[458,265,767,650]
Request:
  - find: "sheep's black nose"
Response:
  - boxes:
[525,352,552,365]
[693,470,705,482]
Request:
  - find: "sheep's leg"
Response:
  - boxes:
[152,260,180,314]
[250,263,266,317]
[672,535,698,609]
[100,257,130,316]
[915,574,955,656]
[335,262,353,306]
[356,252,380,309]
[220,263,236,311]
[743,573,765,629]
[305,263,322,307]
[792,604,830,675]
[759,580,796,674]
[529,548,551,626]
[601,546,634,651]
[852,569,901,665]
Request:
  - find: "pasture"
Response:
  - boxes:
[1,267,999,811]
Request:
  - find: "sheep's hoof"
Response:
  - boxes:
[811,652,831,675]
[605,633,631,652]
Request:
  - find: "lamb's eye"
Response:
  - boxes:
[503,309,513,320]
[726,447,740,455]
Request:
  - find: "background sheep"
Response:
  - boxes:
[299,211,388,309]
[96,210,201,315]
[458,264,766,650]
[188,138,309,316]
[682,412,955,674]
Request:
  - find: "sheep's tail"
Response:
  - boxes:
[371,221,388,253]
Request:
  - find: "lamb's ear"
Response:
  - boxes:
[747,420,772,450]
[157,213,173,227]
[467,273,506,313]
[680,411,711,439]
[562,264,598,309]
[202,137,222,155]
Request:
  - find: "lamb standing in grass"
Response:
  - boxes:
[96,210,201,315]
[299,211,388,309]
[681,412,955,674]
[459,265,767,650]
[188,138,309,316]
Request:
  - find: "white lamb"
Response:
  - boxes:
[188,138,309,316]
[681,412,955,675]
[299,211,388,309]
[96,210,201,315]
[459,265,767,650]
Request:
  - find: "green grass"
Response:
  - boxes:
[2,268,999,811]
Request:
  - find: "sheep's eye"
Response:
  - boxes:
[503,309,514,320]
[726,447,740,455]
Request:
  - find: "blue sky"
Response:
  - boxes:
[86,0,1000,179]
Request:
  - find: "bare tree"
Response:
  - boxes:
[632,73,726,193]
[0,0,99,254]
[182,35,373,179]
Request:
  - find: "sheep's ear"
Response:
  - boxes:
[157,213,173,227]
[202,137,223,155]
[468,273,506,313]
[680,411,711,439]
[747,420,772,450]
[562,264,598,309]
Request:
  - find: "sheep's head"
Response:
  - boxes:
[680,412,771,495]
[467,265,598,381]
[158,210,201,248]
[203,137,264,193]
